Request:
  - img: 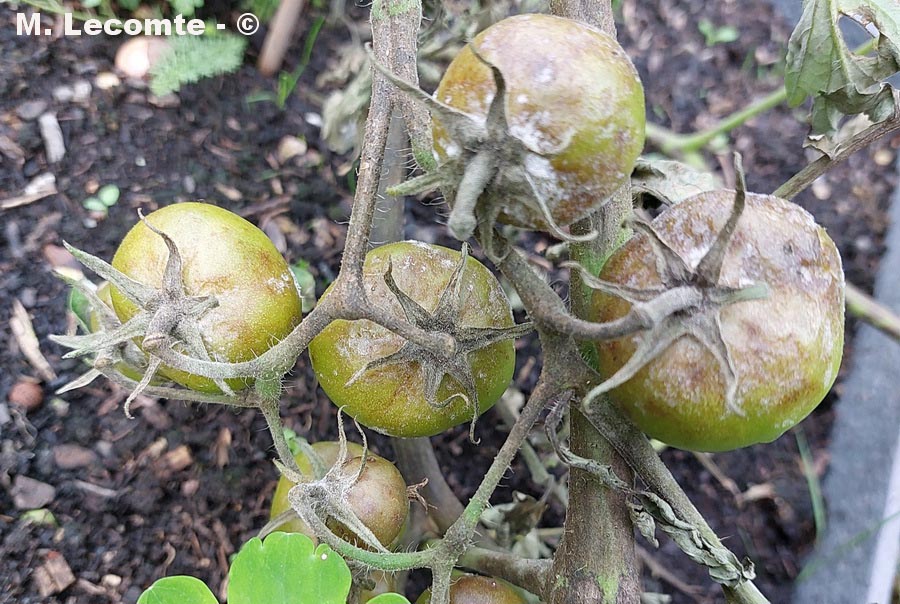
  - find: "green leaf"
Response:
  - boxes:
[168,0,204,17]
[367,594,412,604]
[118,0,140,11]
[290,260,317,313]
[137,576,217,604]
[149,33,246,96]
[82,197,108,213]
[227,532,352,604]
[68,287,92,329]
[81,0,101,7]
[97,185,120,207]
[785,0,900,138]
[697,19,739,46]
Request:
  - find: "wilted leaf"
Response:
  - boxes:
[785,0,900,141]
[631,158,719,207]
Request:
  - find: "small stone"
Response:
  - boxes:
[95,441,114,458]
[33,551,75,597]
[16,100,48,121]
[38,113,66,163]
[162,445,193,473]
[181,478,200,497]
[148,93,179,108]
[101,574,122,588]
[8,379,43,412]
[277,135,308,164]
[182,175,196,194]
[19,287,37,308]
[72,80,92,103]
[53,444,99,470]
[11,475,56,509]
[94,71,121,90]
[52,85,74,103]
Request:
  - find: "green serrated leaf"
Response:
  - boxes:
[785,0,900,138]
[149,33,246,97]
[119,0,140,10]
[367,594,412,604]
[137,576,217,604]
[227,533,352,604]
[97,185,120,207]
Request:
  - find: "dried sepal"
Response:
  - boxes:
[345,243,531,442]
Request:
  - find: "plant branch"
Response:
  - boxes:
[457,547,551,596]
[846,282,900,342]
[582,400,770,604]
[773,90,900,200]
[393,437,465,533]
[646,87,786,155]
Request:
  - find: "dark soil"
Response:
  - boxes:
[1,1,896,604]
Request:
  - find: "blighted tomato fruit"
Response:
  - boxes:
[309,241,527,438]
[269,441,409,549]
[591,190,844,452]
[416,574,527,604]
[379,14,645,243]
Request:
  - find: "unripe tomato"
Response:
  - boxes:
[416,574,526,604]
[109,203,303,393]
[269,442,409,549]
[433,13,645,232]
[591,191,844,451]
[309,242,516,438]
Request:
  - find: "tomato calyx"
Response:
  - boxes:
[577,156,768,416]
[280,415,390,553]
[369,46,595,247]
[52,213,233,415]
[346,243,532,441]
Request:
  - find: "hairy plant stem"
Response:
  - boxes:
[846,282,900,342]
[645,88,785,155]
[547,3,640,603]
[582,401,770,604]
[644,40,876,159]
[457,547,551,595]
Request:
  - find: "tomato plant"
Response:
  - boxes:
[269,441,409,549]
[590,190,845,452]
[49,2,899,603]
[308,241,522,438]
[109,202,303,393]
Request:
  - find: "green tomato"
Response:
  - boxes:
[416,574,527,604]
[110,202,303,393]
[308,241,516,437]
[269,441,409,549]
[591,191,845,452]
[433,13,645,232]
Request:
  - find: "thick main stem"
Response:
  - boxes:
[548,3,640,604]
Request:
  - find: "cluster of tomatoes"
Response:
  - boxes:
[60,12,845,602]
